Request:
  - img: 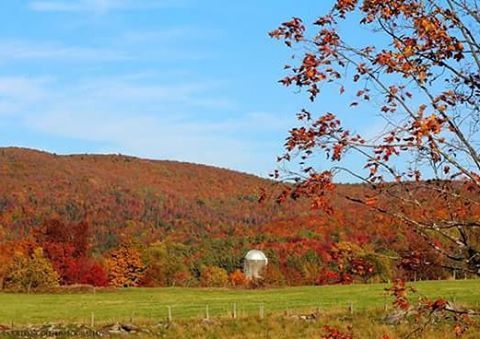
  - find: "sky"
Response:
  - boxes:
[0,1,378,177]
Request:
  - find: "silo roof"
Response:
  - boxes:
[245,249,268,262]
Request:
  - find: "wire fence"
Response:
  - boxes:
[80,297,480,326]
[4,281,480,328]
[77,300,393,326]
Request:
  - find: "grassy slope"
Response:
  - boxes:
[0,280,479,325]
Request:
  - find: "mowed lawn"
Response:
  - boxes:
[0,280,479,325]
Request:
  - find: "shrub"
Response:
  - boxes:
[229,269,247,287]
[200,266,228,287]
[141,242,193,287]
[263,265,286,287]
[4,247,60,292]
[59,258,108,287]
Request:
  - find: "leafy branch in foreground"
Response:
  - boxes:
[385,279,479,337]
[270,0,480,275]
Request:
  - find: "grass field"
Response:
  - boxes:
[0,280,479,326]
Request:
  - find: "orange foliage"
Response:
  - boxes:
[229,269,247,287]
[106,244,145,287]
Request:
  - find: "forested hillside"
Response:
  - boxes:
[0,147,300,247]
[0,148,473,289]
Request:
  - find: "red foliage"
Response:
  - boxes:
[64,258,108,287]
[322,325,353,339]
[316,269,341,285]
[386,279,415,310]
[270,0,480,276]
[32,219,107,286]
[229,269,247,287]
[0,148,478,287]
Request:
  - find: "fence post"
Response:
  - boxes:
[167,306,172,322]
[205,305,210,320]
[259,304,264,320]
[383,293,388,312]
[91,312,95,328]
[348,301,353,314]
[233,303,237,319]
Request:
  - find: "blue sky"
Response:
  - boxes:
[0,0,380,177]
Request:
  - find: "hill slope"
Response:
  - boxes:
[0,147,466,285]
[0,147,299,249]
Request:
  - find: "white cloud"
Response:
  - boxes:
[0,26,216,63]
[0,76,49,100]
[121,27,222,44]
[0,74,285,175]
[0,40,129,62]
[29,0,190,13]
[0,76,52,116]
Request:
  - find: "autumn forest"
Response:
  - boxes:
[1,0,480,336]
[0,147,475,291]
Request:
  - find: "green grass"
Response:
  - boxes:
[0,280,479,325]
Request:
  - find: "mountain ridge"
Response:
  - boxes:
[0,146,264,178]
[0,147,296,249]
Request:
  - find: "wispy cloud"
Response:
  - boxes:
[28,0,190,13]
[0,74,286,175]
[3,1,286,175]
[121,27,222,45]
[0,40,129,62]
[0,34,214,64]
[0,76,52,116]
[0,20,219,64]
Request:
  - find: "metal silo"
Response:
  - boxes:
[243,250,268,279]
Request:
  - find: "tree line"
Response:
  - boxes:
[0,212,464,292]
